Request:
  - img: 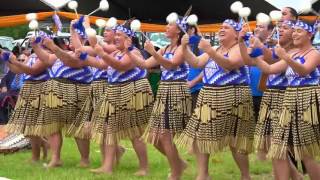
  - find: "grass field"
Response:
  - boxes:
[0,138,276,180]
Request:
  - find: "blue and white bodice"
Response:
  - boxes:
[160,52,189,81]
[48,59,93,84]
[203,53,250,86]
[91,56,108,80]
[107,53,147,84]
[267,50,288,87]
[285,54,320,86]
[24,54,49,81]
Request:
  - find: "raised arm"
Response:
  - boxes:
[9,56,48,75]
[254,56,288,75]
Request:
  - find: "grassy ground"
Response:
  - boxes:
[0,139,275,180]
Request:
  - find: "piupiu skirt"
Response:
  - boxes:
[229,85,255,154]
[90,79,151,145]
[67,79,108,139]
[254,88,285,153]
[268,86,320,160]
[176,85,234,154]
[34,79,89,136]
[6,80,46,136]
[143,80,192,144]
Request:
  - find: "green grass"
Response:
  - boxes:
[0,139,274,180]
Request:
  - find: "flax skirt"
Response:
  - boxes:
[268,86,320,160]
[6,80,46,136]
[90,79,153,145]
[34,79,89,137]
[143,80,192,144]
[176,85,234,154]
[254,88,285,153]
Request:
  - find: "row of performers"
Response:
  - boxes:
[3,9,320,180]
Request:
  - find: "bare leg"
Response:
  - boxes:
[40,137,49,161]
[272,159,290,180]
[193,143,210,180]
[29,136,41,162]
[131,137,148,176]
[47,132,63,168]
[287,154,303,180]
[160,133,187,180]
[75,138,90,167]
[230,147,251,180]
[90,144,117,174]
[302,156,320,180]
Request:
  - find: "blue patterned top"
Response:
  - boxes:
[48,59,93,84]
[285,53,320,86]
[203,53,250,86]
[107,53,147,83]
[24,54,50,81]
[267,51,288,87]
[91,56,108,80]
[161,52,189,81]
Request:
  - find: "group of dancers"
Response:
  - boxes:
[2,5,320,180]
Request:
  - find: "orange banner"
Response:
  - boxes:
[0,11,317,33]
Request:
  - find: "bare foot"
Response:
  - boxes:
[240,175,251,180]
[134,169,148,176]
[196,175,212,180]
[90,167,112,174]
[114,146,126,166]
[44,160,63,168]
[168,160,188,180]
[26,158,40,164]
[78,160,90,168]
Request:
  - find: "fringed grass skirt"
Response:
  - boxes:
[268,86,320,160]
[254,88,285,153]
[91,81,150,145]
[6,81,45,136]
[67,80,108,139]
[229,85,255,154]
[143,81,192,144]
[35,79,89,136]
[176,85,234,154]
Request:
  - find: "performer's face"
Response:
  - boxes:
[292,27,311,46]
[114,30,129,49]
[279,24,293,44]
[281,8,295,22]
[219,23,237,42]
[254,24,270,41]
[104,29,115,43]
[165,23,181,39]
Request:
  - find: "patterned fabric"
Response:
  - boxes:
[48,59,93,84]
[24,55,49,81]
[176,17,188,32]
[203,57,250,86]
[115,25,135,37]
[294,20,315,34]
[10,74,24,91]
[160,52,189,81]
[107,54,147,83]
[285,56,320,86]
[91,56,108,80]
[224,19,242,32]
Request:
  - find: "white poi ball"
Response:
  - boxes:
[300,1,312,14]
[28,20,38,30]
[269,10,282,21]
[96,19,106,28]
[238,7,251,18]
[256,13,270,25]
[99,0,109,11]
[68,1,78,10]
[85,28,97,37]
[26,13,37,21]
[230,1,243,14]
[106,17,117,28]
[187,14,198,25]
[130,19,141,32]
[166,12,178,24]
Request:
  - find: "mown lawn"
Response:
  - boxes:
[0,138,276,180]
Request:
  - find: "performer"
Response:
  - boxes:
[3,48,49,162]
[176,19,253,180]
[80,20,151,175]
[253,20,320,180]
[127,15,191,180]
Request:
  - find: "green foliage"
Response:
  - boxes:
[0,25,29,39]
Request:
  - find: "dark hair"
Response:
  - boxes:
[267,23,275,31]
[285,7,298,20]
[12,45,21,56]
[186,25,201,56]
[53,37,70,50]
